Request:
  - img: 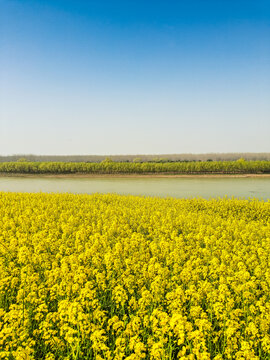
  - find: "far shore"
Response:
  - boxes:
[1,173,270,179]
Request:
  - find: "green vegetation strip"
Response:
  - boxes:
[0,160,270,175]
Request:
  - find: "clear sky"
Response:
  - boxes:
[1,0,270,155]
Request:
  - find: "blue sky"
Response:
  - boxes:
[1,0,270,155]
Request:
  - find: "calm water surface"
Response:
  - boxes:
[0,176,269,200]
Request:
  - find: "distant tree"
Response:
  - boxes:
[101,157,113,163]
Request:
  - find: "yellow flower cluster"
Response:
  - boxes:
[0,192,269,359]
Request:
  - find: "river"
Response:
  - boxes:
[0,176,269,200]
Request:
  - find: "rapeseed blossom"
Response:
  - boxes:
[0,192,269,359]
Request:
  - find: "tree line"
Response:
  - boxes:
[0,160,270,174]
[1,153,270,162]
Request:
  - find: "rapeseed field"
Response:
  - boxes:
[0,192,269,359]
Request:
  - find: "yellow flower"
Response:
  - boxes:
[0,192,269,358]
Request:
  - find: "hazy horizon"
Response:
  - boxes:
[1,0,270,155]
[2,153,261,157]
[1,152,270,163]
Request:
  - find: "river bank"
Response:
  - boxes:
[1,173,270,178]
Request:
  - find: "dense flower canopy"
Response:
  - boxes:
[0,192,269,359]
